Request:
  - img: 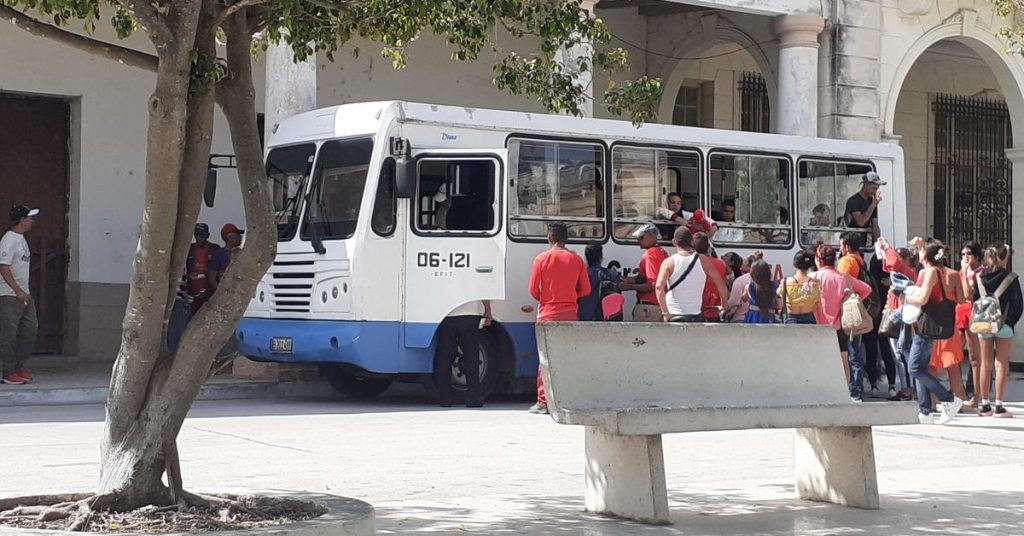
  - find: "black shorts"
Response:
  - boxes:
[836,329,850,352]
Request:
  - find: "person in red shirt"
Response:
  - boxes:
[528,222,590,414]
[628,224,669,322]
[693,232,727,321]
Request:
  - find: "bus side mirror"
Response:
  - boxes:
[395,155,415,199]
[204,169,217,207]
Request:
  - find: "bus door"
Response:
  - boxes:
[403,151,507,348]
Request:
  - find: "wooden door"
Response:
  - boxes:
[0,94,70,354]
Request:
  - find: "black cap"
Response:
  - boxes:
[195,223,210,236]
[10,205,39,223]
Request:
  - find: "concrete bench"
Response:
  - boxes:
[537,322,918,524]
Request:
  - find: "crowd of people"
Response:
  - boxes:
[525,212,1021,426]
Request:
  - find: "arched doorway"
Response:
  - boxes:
[891,39,1016,254]
[656,23,776,132]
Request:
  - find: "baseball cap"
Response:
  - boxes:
[630,223,659,239]
[9,205,39,223]
[863,172,887,186]
[194,223,210,236]
[221,223,245,238]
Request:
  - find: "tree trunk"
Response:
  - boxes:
[97,4,275,511]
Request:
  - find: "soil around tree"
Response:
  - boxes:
[0,494,326,533]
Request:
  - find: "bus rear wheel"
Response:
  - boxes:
[324,366,393,399]
[423,328,501,404]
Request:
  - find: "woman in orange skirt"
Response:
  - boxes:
[930,256,967,401]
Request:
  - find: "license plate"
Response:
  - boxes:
[270,337,293,354]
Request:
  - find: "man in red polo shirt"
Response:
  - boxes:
[629,224,669,322]
[527,222,590,414]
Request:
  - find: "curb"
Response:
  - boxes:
[0,380,336,407]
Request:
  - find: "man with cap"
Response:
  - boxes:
[844,172,886,242]
[0,205,40,385]
[185,223,221,312]
[211,223,244,288]
[627,223,669,322]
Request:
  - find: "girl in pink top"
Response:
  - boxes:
[810,245,872,394]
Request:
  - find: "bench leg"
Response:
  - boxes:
[794,426,880,509]
[584,426,670,524]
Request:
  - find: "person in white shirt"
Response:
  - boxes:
[0,205,40,385]
[712,200,745,243]
[653,192,717,239]
[435,300,493,408]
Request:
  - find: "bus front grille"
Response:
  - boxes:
[271,272,314,313]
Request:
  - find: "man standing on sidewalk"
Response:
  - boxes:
[527,222,590,414]
[0,206,39,385]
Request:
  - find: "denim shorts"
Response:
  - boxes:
[979,325,1014,339]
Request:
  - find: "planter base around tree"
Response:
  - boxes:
[0,492,373,535]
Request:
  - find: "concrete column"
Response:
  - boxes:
[264,42,318,151]
[1004,147,1024,370]
[556,0,596,118]
[817,0,883,141]
[774,15,825,137]
[795,427,880,509]
[584,427,669,524]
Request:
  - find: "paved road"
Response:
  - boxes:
[2,391,1023,535]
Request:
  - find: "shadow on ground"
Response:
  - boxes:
[373,488,1024,535]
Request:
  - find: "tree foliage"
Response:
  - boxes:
[3,0,662,121]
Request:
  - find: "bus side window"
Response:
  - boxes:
[610,146,701,243]
[509,138,605,240]
[371,158,397,237]
[708,152,792,246]
[416,159,497,233]
[797,160,873,247]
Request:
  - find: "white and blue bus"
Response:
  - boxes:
[235,101,906,399]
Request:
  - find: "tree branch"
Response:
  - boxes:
[214,0,268,27]
[0,5,158,72]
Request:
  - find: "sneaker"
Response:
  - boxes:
[978,404,994,417]
[869,386,881,399]
[993,406,1014,418]
[890,389,912,401]
[466,401,483,409]
[13,367,32,382]
[850,396,864,404]
[938,397,965,425]
[1,373,27,385]
[528,402,548,414]
[918,412,935,424]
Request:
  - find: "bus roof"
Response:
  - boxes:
[271,101,903,161]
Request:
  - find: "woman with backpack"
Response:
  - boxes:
[973,244,1022,418]
[903,240,965,424]
[742,260,779,323]
[778,250,821,324]
[811,244,872,400]
[578,242,625,321]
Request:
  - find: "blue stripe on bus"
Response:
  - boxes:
[236,318,540,377]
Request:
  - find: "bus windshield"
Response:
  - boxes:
[300,138,374,242]
[267,143,316,241]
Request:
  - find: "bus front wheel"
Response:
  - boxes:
[423,327,501,403]
[324,366,393,399]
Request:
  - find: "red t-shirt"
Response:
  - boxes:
[637,246,669,304]
[702,256,727,319]
[528,248,591,322]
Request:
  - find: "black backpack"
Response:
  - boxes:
[857,255,885,319]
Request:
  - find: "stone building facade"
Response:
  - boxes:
[2,0,1023,363]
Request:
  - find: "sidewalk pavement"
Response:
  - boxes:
[0,355,336,407]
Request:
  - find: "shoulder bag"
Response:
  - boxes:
[917,268,956,340]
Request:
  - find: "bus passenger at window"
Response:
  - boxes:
[654,193,717,239]
[843,172,885,242]
[713,200,744,243]
[627,224,669,322]
[803,203,839,245]
[527,222,590,416]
